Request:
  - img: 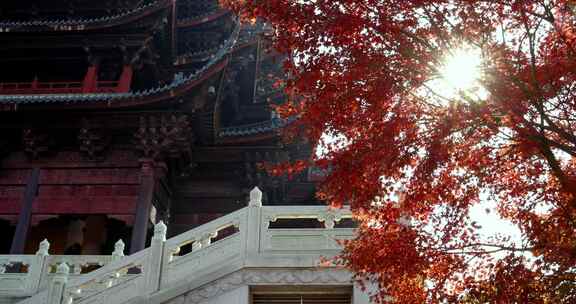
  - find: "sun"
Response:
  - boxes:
[428,46,489,102]
[440,47,482,91]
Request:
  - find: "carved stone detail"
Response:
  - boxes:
[112,240,125,259]
[78,120,109,159]
[22,128,51,159]
[36,239,50,256]
[154,221,168,241]
[249,186,262,207]
[134,114,193,160]
[318,208,344,229]
[165,268,353,304]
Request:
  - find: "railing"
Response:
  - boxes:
[2,187,354,304]
[63,248,149,304]
[261,205,354,255]
[0,254,44,297]
[0,80,123,95]
[0,239,126,298]
[161,207,248,289]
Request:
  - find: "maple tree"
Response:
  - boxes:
[223,0,576,303]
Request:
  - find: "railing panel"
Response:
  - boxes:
[44,255,114,274]
[16,289,48,304]
[162,208,248,288]
[39,255,114,290]
[0,273,30,293]
[262,228,355,254]
[162,234,243,288]
[75,275,143,304]
[0,255,43,296]
[259,206,354,255]
[164,208,247,254]
[261,206,352,221]
[63,249,148,304]
[261,206,352,230]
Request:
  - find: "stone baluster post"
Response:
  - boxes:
[145,221,166,296]
[245,187,263,262]
[47,263,69,304]
[112,239,125,261]
[29,239,50,294]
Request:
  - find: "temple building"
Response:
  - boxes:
[0,0,318,255]
[0,1,371,304]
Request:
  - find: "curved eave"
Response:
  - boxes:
[174,47,222,66]
[0,18,241,111]
[177,10,230,28]
[175,38,256,67]
[174,11,238,66]
[0,59,228,112]
[216,118,287,144]
[0,0,171,32]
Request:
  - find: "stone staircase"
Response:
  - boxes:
[0,187,357,304]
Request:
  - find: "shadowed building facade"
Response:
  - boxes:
[0,0,319,255]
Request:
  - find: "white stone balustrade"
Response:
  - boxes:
[0,238,126,298]
[260,205,354,256]
[3,187,356,304]
[62,248,149,304]
[0,254,44,297]
[161,207,248,289]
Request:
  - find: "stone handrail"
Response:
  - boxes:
[17,290,48,304]
[39,255,116,291]
[63,248,149,304]
[0,239,126,298]
[0,254,45,297]
[259,205,353,257]
[164,207,248,256]
[8,187,355,304]
[261,205,352,229]
[44,255,115,275]
[161,207,249,289]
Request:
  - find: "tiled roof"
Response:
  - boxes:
[0,20,240,105]
[218,120,277,137]
[0,1,165,30]
[217,115,295,138]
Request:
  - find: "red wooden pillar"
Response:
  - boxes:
[82,64,99,93]
[10,168,40,254]
[117,65,133,93]
[130,160,156,253]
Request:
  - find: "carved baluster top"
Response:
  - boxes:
[318,208,343,229]
[154,221,167,241]
[36,239,50,256]
[56,262,70,275]
[249,186,262,207]
[112,239,126,258]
